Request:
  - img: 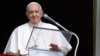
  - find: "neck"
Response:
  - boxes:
[29,21,41,27]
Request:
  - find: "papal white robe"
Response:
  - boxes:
[4,21,72,56]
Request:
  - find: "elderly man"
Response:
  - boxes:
[4,2,72,56]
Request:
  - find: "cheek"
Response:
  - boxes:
[28,14,34,19]
[39,13,43,18]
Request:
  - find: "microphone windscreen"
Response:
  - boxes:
[43,13,49,19]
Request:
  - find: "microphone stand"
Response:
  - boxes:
[43,14,79,56]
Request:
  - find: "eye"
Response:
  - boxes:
[29,11,33,14]
[35,10,39,13]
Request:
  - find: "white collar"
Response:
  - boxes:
[28,21,42,28]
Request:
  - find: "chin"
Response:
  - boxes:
[31,21,38,24]
[31,20,38,23]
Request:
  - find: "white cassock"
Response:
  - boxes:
[4,21,72,56]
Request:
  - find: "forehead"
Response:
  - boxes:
[27,4,40,11]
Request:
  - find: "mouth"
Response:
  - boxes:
[31,17,38,21]
[32,16,38,19]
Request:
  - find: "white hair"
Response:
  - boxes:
[26,2,43,12]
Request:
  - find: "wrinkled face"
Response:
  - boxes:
[26,4,43,24]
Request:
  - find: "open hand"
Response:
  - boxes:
[49,43,61,51]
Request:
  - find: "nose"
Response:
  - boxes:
[32,12,37,17]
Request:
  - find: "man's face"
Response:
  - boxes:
[26,4,43,24]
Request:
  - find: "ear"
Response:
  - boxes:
[41,10,44,17]
[25,12,29,20]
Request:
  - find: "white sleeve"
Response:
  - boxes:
[59,34,72,55]
[52,31,72,55]
[3,28,18,54]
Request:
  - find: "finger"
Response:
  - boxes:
[50,44,58,47]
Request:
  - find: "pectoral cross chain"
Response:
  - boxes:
[33,44,38,48]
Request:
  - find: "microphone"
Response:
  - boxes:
[43,13,69,32]
[43,13,79,56]
[43,14,57,24]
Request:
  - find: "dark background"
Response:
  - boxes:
[0,0,93,56]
